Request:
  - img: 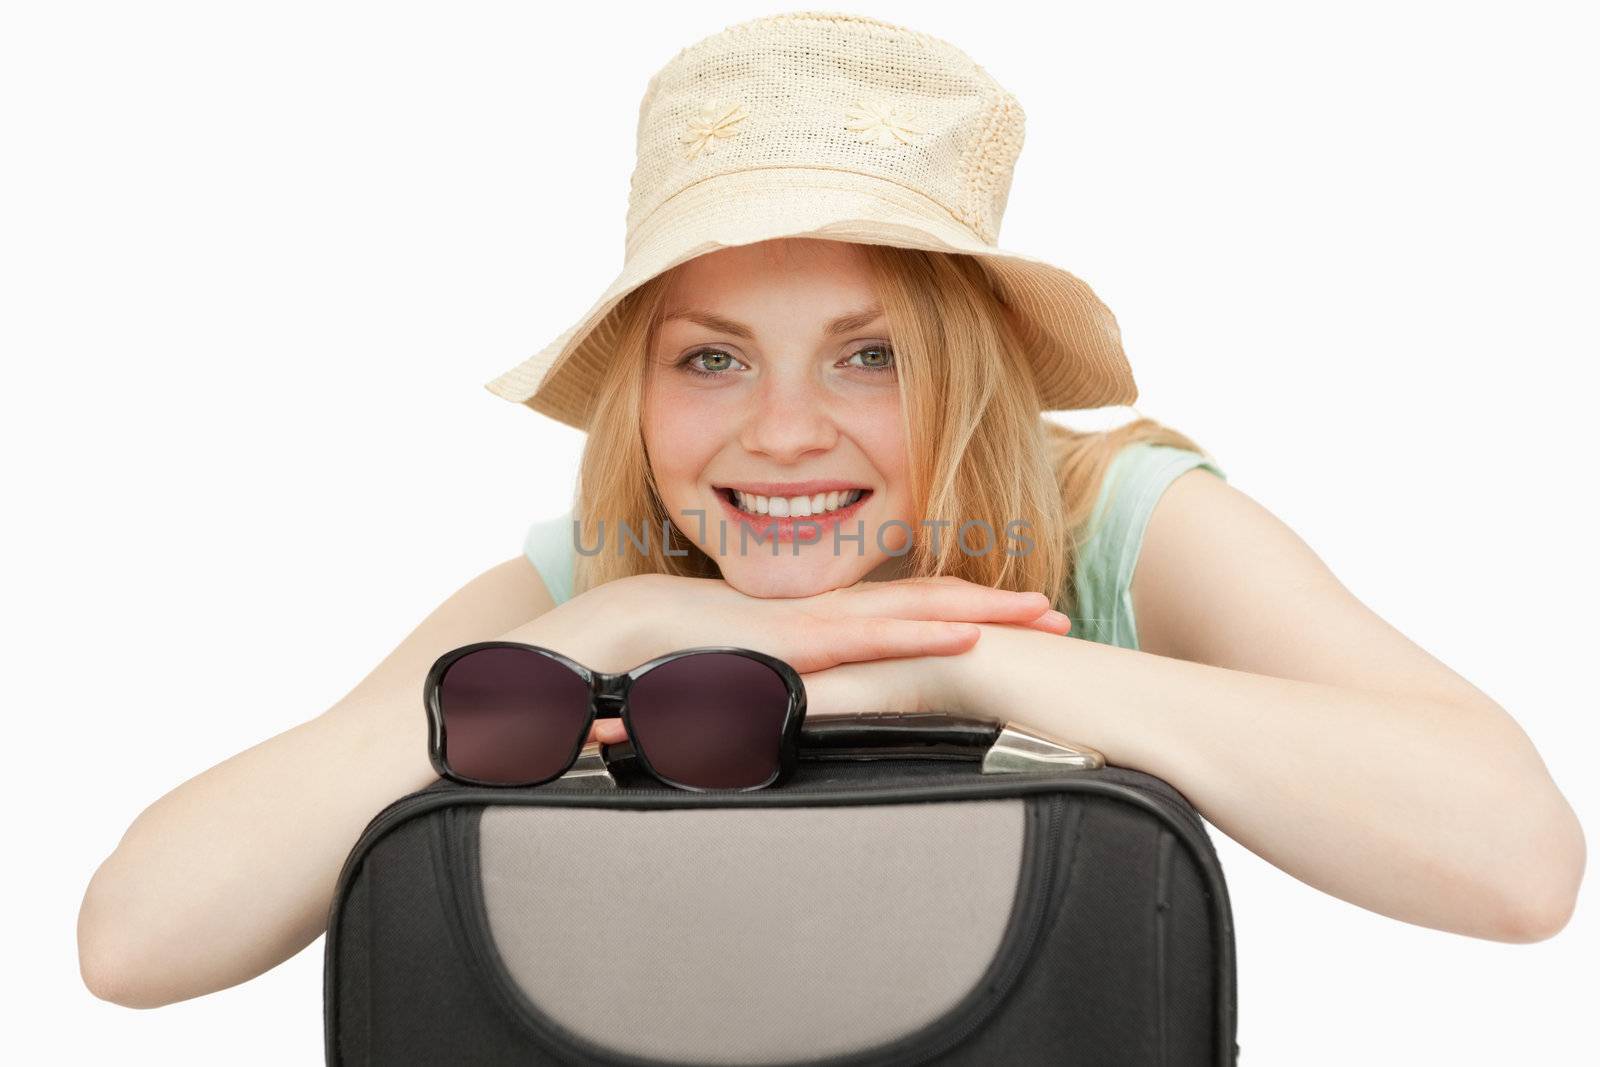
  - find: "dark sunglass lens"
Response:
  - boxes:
[437,648,591,784]
[626,653,792,789]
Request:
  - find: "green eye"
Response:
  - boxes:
[678,348,747,378]
[848,344,895,374]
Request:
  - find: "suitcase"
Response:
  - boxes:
[324,713,1239,1065]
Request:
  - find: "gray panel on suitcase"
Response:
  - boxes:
[477,801,1025,1062]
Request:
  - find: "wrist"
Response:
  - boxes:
[940,623,1041,724]
[501,576,660,672]
[928,628,987,717]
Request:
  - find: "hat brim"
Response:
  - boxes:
[484,166,1137,430]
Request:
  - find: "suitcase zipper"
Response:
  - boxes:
[900,792,1070,1063]
[340,768,1213,880]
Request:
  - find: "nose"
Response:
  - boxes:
[737,366,839,462]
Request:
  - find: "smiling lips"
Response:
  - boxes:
[728,487,865,518]
[714,484,873,543]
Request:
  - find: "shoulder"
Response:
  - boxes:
[1070,441,1227,650]
[522,509,578,607]
[1080,442,1228,552]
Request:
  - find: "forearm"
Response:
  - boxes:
[76,574,668,1009]
[497,585,655,672]
[952,625,1584,943]
[78,691,440,1008]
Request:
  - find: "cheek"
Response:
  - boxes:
[643,381,721,483]
[845,399,909,480]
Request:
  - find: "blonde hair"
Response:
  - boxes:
[567,240,1213,619]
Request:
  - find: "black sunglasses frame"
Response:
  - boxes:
[424,641,808,793]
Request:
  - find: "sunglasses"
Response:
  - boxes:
[424,641,806,793]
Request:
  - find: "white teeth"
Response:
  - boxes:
[731,488,863,517]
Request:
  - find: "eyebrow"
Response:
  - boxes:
[660,303,886,340]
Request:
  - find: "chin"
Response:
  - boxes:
[718,560,863,599]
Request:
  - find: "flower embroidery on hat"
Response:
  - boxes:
[843,99,927,147]
[680,99,749,160]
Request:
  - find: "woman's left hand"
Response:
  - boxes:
[580,576,1056,743]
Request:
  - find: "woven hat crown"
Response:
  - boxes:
[627,10,1025,252]
[484,9,1137,429]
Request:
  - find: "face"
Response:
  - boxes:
[642,238,916,598]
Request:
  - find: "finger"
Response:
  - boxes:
[1021,608,1073,635]
[785,616,980,673]
[838,578,1058,626]
[587,719,630,746]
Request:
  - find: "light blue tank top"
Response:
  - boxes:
[521,442,1226,652]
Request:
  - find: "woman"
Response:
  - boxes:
[78,10,1583,1011]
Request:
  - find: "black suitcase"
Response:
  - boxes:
[324,713,1239,1065]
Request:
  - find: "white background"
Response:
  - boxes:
[7,1,1595,1062]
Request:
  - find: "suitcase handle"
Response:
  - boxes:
[796,712,1104,773]
[570,713,1104,787]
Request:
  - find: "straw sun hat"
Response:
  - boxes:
[484,9,1139,430]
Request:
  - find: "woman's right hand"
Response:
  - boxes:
[505,572,1071,745]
